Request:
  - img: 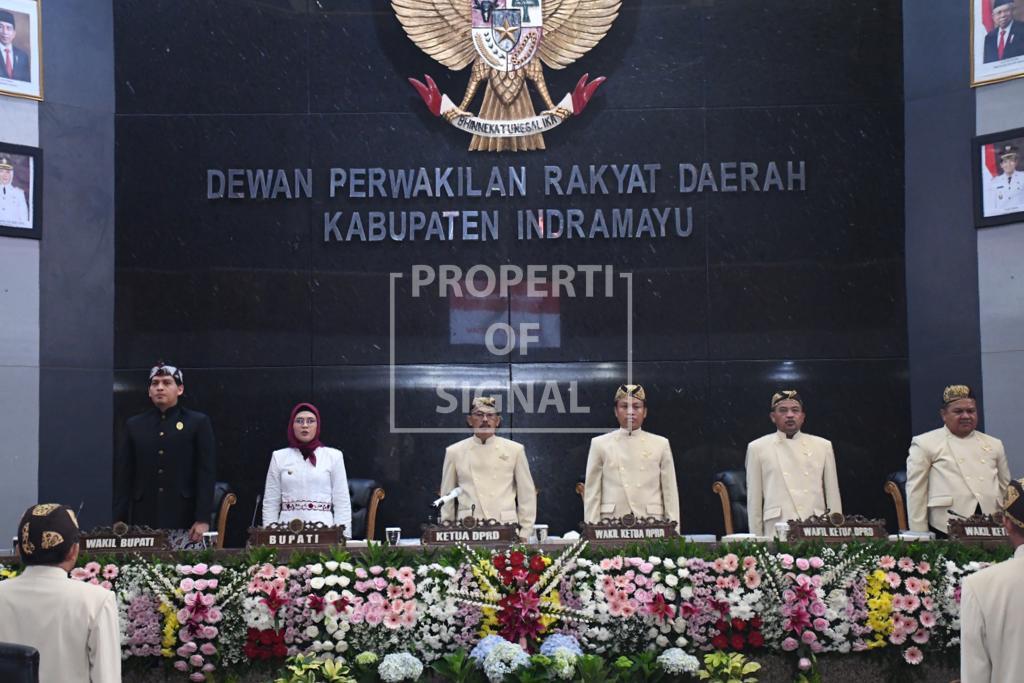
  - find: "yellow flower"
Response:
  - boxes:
[542,557,552,567]
[478,606,499,637]
[158,601,180,655]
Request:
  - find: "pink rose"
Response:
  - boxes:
[200,643,217,656]
[809,557,824,569]
[780,554,794,569]
[180,578,195,592]
[370,565,385,575]
[798,657,811,671]
[174,661,189,672]
[179,565,193,576]
[209,565,223,575]
[639,562,654,574]
[810,601,827,617]
[189,673,206,682]
[202,663,215,673]
[355,568,368,579]
[801,631,817,644]
[796,558,810,571]
[813,618,829,631]
[194,579,208,591]
[189,654,204,667]
[192,563,209,575]
[782,637,799,652]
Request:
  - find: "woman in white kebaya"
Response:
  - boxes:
[262,402,352,537]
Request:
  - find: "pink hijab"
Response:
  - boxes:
[287,402,323,466]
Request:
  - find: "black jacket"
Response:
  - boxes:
[113,404,216,530]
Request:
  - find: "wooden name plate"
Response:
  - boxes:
[581,515,679,542]
[787,513,887,542]
[421,519,520,545]
[248,520,346,548]
[948,514,1008,547]
[81,523,169,553]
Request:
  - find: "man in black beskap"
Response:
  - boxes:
[113,362,216,548]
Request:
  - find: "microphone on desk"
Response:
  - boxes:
[251,494,263,528]
[432,487,462,508]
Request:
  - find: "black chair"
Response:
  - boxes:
[0,642,39,683]
[884,470,909,531]
[712,470,749,535]
[349,479,385,540]
[209,481,237,549]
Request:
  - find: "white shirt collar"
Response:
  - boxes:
[616,427,643,436]
[776,429,802,440]
[20,565,69,579]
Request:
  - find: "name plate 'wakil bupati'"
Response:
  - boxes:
[421,519,520,545]
[787,513,887,543]
[581,515,678,543]
[248,520,346,548]
[81,523,169,553]
[948,514,1008,546]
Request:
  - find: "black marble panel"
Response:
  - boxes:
[43,0,115,112]
[705,105,906,359]
[114,0,311,115]
[40,104,115,369]
[115,115,314,367]
[309,0,703,115]
[308,108,709,365]
[704,0,903,108]
[41,368,114,530]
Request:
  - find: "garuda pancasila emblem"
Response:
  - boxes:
[392,0,620,152]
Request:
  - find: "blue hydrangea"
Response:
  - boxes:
[539,634,583,657]
[470,635,510,664]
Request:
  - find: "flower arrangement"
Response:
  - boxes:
[0,538,1010,681]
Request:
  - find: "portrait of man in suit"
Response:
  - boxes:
[984,0,1024,63]
[0,9,30,82]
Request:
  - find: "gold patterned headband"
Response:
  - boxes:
[942,384,974,406]
[614,384,646,402]
[771,390,802,409]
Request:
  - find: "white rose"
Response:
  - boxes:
[325,575,338,587]
[338,577,350,588]
[311,577,326,590]
[665,574,678,587]
[655,635,669,647]
[305,625,320,638]
[324,561,339,572]
[310,563,324,575]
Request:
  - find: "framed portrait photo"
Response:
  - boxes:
[972,0,1024,87]
[974,127,1024,228]
[0,142,41,238]
[0,0,41,100]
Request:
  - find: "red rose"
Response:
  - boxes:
[730,633,746,651]
[529,555,546,572]
[510,551,526,568]
[750,616,763,629]
[731,618,747,632]
[711,634,729,650]
[748,631,764,648]
[260,630,275,645]
[273,643,288,658]
[715,619,729,631]
[494,555,507,570]
[526,572,539,585]
[500,570,513,585]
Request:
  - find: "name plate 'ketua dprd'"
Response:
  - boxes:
[421,518,520,545]
[948,513,1008,547]
[81,523,170,553]
[787,513,887,542]
[581,515,679,543]
[247,520,346,548]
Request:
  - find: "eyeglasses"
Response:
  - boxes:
[294,417,317,426]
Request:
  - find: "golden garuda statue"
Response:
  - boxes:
[392,0,620,152]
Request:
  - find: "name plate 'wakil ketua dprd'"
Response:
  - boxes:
[948,513,1008,547]
[421,519,520,545]
[581,515,679,543]
[247,520,346,548]
[787,513,887,542]
[81,523,169,553]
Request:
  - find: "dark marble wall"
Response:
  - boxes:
[114,0,907,546]
[38,0,115,529]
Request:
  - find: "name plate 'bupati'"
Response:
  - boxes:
[248,520,346,548]
[421,519,520,545]
[787,513,887,543]
[948,514,1008,547]
[581,515,678,543]
[81,523,169,553]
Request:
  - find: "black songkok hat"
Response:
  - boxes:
[1004,479,1024,529]
[771,390,803,409]
[994,0,1015,9]
[0,11,14,26]
[17,503,80,565]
